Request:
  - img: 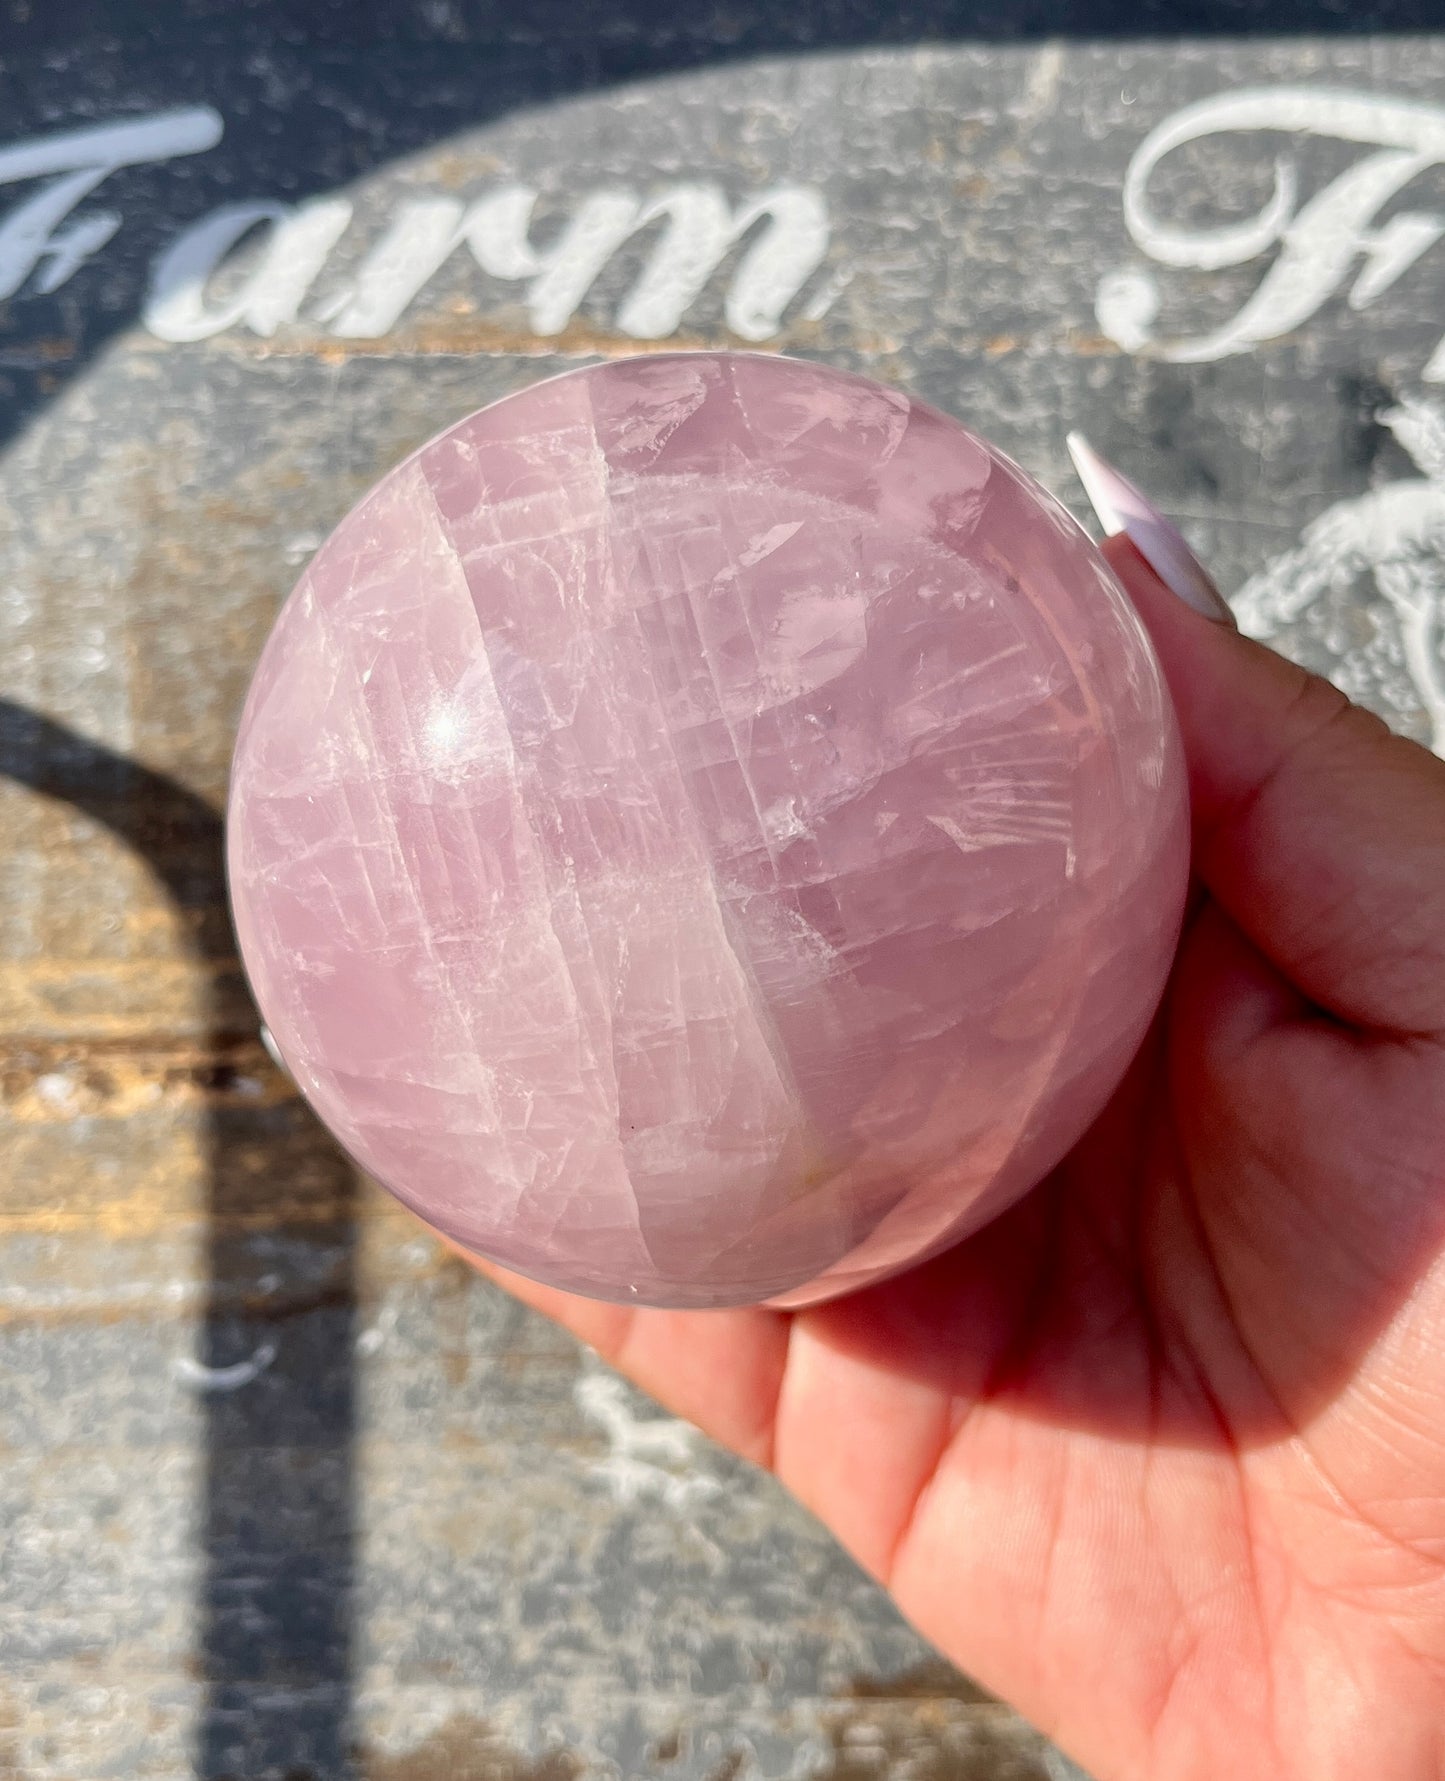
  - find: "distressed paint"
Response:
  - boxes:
[1,17,1442,1781]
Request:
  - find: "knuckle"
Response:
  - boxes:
[1282,669,1387,753]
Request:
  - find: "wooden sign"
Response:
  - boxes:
[1,12,1441,1778]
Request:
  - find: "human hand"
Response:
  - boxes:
[460,450,1445,1781]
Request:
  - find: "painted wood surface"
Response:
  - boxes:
[2,7,1442,1776]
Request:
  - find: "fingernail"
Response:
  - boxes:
[1066,432,1236,626]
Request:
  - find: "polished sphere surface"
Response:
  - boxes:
[228,352,1189,1308]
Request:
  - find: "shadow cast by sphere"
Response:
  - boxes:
[0,698,359,1780]
[800,1020,1445,1459]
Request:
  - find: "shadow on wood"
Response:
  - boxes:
[0,696,360,1780]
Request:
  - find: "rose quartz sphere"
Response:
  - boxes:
[228,353,1188,1309]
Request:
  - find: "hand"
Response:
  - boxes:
[462,505,1445,1781]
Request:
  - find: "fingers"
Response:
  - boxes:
[1104,533,1445,1038]
[453,1244,638,1356]
[1169,898,1310,1069]
[454,1245,791,1469]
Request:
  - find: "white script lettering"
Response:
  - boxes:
[149,179,830,345]
[0,109,832,346]
[1096,87,1445,377]
[0,109,222,301]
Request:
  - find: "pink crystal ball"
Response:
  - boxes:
[228,352,1188,1309]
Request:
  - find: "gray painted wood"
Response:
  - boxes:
[2,12,1442,1777]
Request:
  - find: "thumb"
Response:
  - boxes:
[1075,452,1445,1039]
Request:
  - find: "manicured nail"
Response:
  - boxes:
[1066,432,1236,626]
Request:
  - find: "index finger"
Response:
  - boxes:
[1105,533,1445,1038]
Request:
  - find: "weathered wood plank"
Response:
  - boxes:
[3,13,1442,1779]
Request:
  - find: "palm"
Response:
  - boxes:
[471,545,1445,1781]
[485,895,1445,1778]
[859,896,1445,1781]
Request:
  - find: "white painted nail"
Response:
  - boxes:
[1066,432,1236,626]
